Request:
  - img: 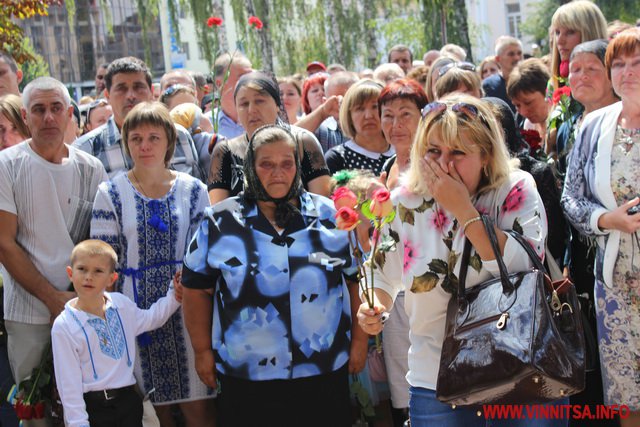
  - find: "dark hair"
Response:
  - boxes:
[105,57,153,92]
[570,39,608,65]
[387,44,413,63]
[234,71,282,107]
[506,58,550,99]
[378,79,428,115]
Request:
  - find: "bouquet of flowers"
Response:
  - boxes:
[548,85,580,133]
[332,179,397,352]
[8,345,53,421]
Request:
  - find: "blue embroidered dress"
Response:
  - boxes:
[90,171,211,404]
[182,192,357,381]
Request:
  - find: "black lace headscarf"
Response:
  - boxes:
[243,124,303,228]
[233,71,289,131]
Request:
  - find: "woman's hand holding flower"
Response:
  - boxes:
[356,302,387,336]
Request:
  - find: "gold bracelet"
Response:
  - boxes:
[462,216,482,234]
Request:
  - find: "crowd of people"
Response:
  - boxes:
[0,1,639,426]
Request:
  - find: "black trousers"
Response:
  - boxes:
[84,386,143,427]
[217,365,351,427]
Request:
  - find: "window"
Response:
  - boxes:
[506,2,521,39]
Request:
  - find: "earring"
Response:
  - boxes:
[483,164,488,176]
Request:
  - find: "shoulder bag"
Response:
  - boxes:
[436,216,585,406]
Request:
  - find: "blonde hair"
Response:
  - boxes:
[404,94,515,197]
[0,94,30,139]
[339,79,384,140]
[71,239,118,272]
[122,102,177,166]
[550,1,607,89]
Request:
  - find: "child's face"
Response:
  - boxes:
[67,255,118,300]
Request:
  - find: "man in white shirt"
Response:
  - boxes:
[0,77,107,426]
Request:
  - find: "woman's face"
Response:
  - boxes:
[0,113,26,150]
[255,140,297,200]
[481,61,500,80]
[351,97,382,139]
[380,98,421,151]
[424,130,485,195]
[569,52,613,108]
[555,26,582,61]
[610,47,640,100]
[86,104,113,131]
[127,124,169,169]
[236,86,279,137]
[279,82,301,114]
[306,83,325,112]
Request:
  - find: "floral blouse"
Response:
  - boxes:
[373,169,547,390]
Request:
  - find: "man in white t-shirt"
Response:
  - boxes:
[0,77,107,426]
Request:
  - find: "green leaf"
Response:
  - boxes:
[389,229,400,244]
[373,250,386,270]
[398,204,414,225]
[411,271,438,293]
[441,275,457,295]
[428,258,448,275]
[415,198,434,213]
[447,251,459,272]
[382,209,396,224]
[360,200,376,221]
[470,252,483,273]
[377,234,397,253]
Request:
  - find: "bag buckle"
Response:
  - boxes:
[496,312,509,330]
[551,290,562,312]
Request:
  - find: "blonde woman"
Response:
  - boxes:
[357,94,563,427]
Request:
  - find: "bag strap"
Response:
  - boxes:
[458,216,547,301]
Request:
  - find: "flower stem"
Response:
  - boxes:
[370,220,382,352]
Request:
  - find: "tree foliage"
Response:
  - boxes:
[0,0,62,63]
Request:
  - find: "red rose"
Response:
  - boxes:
[248,16,263,30]
[369,188,393,218]
[551,86,571,105]
[33,401,45,419]
[335,207,360,231]
[332,187,358,209]
[207,16,223,27]
[520,129,542,152]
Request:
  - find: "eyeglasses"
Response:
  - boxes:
[421,102,479,119]
[438,62,476,77]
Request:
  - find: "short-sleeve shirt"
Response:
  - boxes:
[324,140,395,176]
[182,192,357,381]
[207,126,330,196]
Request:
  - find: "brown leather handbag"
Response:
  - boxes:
[436,216,585,406]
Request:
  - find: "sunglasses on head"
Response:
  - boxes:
[438,61,476,78]
[421,102,479,119]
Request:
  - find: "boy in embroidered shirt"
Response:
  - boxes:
[51,240,181,427]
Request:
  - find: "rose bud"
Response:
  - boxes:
[369,188,393,218]
[33,401,45,419]
[332,187,358,209]
[335,207,360,231]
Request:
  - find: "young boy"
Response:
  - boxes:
[51,240,181,427]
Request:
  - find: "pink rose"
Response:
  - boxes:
[369,188,393,218]
[335,207,360,231]
[332,187,358,209]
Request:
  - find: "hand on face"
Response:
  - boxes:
[421,157,473,215]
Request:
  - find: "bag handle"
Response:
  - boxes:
[458,216,547,302]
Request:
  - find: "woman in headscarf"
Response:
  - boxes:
[182,124,360,427]
[208,72,330,204]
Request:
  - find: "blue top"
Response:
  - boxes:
[182,192,357,381]
[206,108,245,140]
[482,74,516,114]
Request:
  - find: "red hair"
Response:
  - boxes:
[605,28,640,79]
[301,73,329,114]
[377,78,428,116]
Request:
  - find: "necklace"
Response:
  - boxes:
[131,169,150,198]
